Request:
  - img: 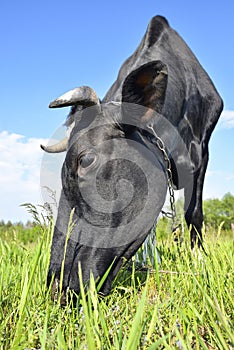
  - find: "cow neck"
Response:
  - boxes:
[147,123,181,235]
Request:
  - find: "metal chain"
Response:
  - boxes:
[147,123,178,231]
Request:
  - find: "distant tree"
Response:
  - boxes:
[15,221,24,228]
[203,192,234,230]
[6,220,13,228]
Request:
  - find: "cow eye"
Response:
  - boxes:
[79,152,96,169]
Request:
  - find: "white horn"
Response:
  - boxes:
[40,137,68,153]
[49,86,100,108]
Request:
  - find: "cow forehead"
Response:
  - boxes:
[68,122,124,152]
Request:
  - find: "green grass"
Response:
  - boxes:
[0,221,233,349]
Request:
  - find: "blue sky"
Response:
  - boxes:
[0,0,234,222]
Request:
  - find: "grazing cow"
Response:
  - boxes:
[41,16,223,297]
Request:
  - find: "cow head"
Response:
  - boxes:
[42,62,172,299]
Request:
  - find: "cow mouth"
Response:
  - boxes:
[49,260,120,305]
[48,233,153,305]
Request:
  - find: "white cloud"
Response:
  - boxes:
[0,131,60,223]
[219,110,234,129]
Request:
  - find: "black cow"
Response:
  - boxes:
[41,16,223,297]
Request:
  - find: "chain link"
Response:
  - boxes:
[147,123,178,231]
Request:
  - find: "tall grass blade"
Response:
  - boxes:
[125,278,148,350]
[78,263,95,350]
[11,231,45,348]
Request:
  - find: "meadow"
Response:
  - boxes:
[0,212,233,349]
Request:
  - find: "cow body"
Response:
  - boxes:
[104,15,223,249]
[42,16,223,298]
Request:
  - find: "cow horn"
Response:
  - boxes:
[40,137,68,153]
[49,86,100,108]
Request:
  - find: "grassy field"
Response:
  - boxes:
[0,217,233,349]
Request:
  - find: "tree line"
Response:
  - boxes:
[203,192,234,231]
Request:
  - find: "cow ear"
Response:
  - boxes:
[122,61,168,123]
[144,16,169,48]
